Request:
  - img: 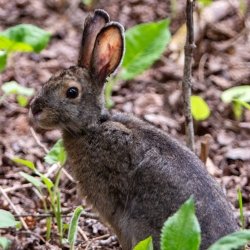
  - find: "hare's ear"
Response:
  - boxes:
[78,9,110,69]
[90,22,124,84]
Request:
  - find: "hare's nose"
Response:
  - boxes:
[31,100,43,116]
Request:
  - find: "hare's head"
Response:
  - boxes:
[30,9,124,133]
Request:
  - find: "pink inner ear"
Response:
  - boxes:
[91,26,124,82]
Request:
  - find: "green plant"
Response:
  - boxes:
[133,236,153,250]
[13,139,67,243]
[0,81,34,107]
[105,19,171,108]
[0,209,21,249]
[238,188,245,229]
[0,237,11,250]
[160,197,201,250]
[67,206,84,250]
[0,24,50,71]
[221,85,250,120]
[133,197,250,250]
[190,95,211,121]
[197,0,212,7]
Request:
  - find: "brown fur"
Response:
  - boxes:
[30,9,238,250]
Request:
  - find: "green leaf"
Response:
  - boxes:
[237,188,245,229]
[82,0,93,7]
[68,206,84,250]
[0,237,11,250]
[234,99,250,110]
[44,139,67,165]
[20,172,43,189]
[161,197,201,250]
[12,157,35,171]
[221,85,250,103]
[16,95,29,107]
[208,230,250,250]
[0,35,33,52]
[41,175,54,191]
[2,81,34,96]
[0,50,7,72]
[232,99,243,121]
[121,19,171,80]
[133,236,153,250]
[198,0,212,6]
[0,210,20,229]
[191,95,210,121]
[1,24,50,53]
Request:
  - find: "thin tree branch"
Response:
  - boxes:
[182,0,196,151]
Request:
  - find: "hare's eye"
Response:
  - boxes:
[66,87,79,99]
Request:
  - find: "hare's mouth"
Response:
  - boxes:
[29,108,59,130]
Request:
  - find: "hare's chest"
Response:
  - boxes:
[63,134,119,211]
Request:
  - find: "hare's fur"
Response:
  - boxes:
[30,10,238,250]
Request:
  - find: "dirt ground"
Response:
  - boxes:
[0,0,250,249]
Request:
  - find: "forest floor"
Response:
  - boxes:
[0,0,250,249]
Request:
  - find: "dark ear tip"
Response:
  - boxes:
[94,9,110,23]
[104,21,125,35]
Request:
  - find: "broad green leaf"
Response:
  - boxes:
[0,50,7,71]
[2,81,34,96]
[208,230,250,250]
[161,197,201,250]
[1,24,50,53]
[121,19,171,80]
[20,171,43,189]
[0,210,20,229]
[221,85,250,103]
[0,237,11,250]
[0,35,33,52]
[198,0,212,6]
[44,139,67,165]
[12,157,35,171]
[191,95,210,121]
[133,236,153,250]
[68,206,84,250]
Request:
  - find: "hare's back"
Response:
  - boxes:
[111,113,238,249]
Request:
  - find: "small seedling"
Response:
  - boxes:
[1,81,34,107]
[68,206,84,250]
[13,139,67,243]
[238,188,245,229]
[221,85,250,120]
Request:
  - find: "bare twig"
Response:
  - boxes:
[182,0,196,151]
[0,187,29,231]
[78,226,89,242]
[30,127,49,153]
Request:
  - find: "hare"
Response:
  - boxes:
[30,9,238,250]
